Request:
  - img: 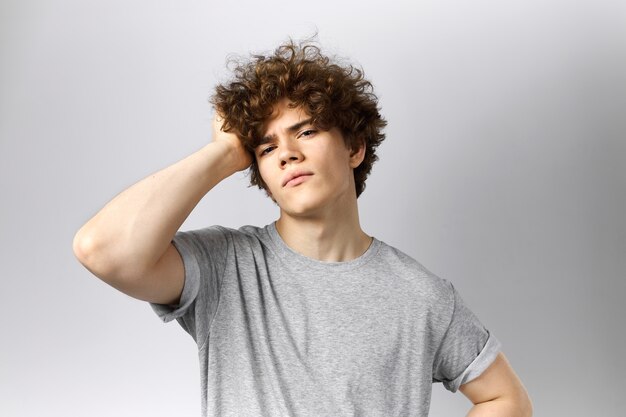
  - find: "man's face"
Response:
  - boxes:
[255,100,364,218]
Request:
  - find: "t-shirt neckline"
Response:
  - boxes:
[265,221,381,273]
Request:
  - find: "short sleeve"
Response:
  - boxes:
[150,226,231,348]
[432,283,502,392]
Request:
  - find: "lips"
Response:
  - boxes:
[282,170,314,187]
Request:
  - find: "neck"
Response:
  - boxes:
[275,199,372,262]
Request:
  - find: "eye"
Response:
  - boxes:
[259,145,276,156]
[298,129,317,139]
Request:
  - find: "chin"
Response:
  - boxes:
[281,204,319,218]
[278,196,326,218]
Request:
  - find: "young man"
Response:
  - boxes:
[73,41,532,416]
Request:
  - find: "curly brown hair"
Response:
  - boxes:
[211,39,386,197]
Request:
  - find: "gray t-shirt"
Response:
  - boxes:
[151,223,501,417]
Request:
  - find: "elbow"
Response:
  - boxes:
[73,228,126,282]
[73,228,111,277]
[73,228,98,270]
[73,228,152,293]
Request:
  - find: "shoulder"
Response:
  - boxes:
[183,224,273,253]
[176,224,265,243]
[375,240,455,303]
[237,224,268,239]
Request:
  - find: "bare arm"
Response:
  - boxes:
[460,353,533,417]
[73,116,251,305]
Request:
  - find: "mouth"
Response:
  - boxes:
[282,171,314,187]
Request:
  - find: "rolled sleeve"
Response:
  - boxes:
[150,234,201,323]
[432,283,502,392]
[444,332,502,392]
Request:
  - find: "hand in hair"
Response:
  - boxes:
[212,112,252,172]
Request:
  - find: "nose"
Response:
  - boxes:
[278,143,304,167]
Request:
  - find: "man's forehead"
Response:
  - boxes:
[261,102,313,138]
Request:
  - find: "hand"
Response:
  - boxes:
[212,113,252,172]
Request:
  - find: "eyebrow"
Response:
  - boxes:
[259,118,313,145]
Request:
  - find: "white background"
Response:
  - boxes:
[1,0,625,416]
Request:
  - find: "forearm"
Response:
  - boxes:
[73,141,240,279]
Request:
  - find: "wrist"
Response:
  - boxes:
[218,138,252,172]
[203,141,250,178]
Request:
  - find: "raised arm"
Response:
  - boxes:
[72,116,251,305]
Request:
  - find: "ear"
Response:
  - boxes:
[349,138,366,169]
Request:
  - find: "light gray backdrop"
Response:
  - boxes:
[1,0,624,416]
